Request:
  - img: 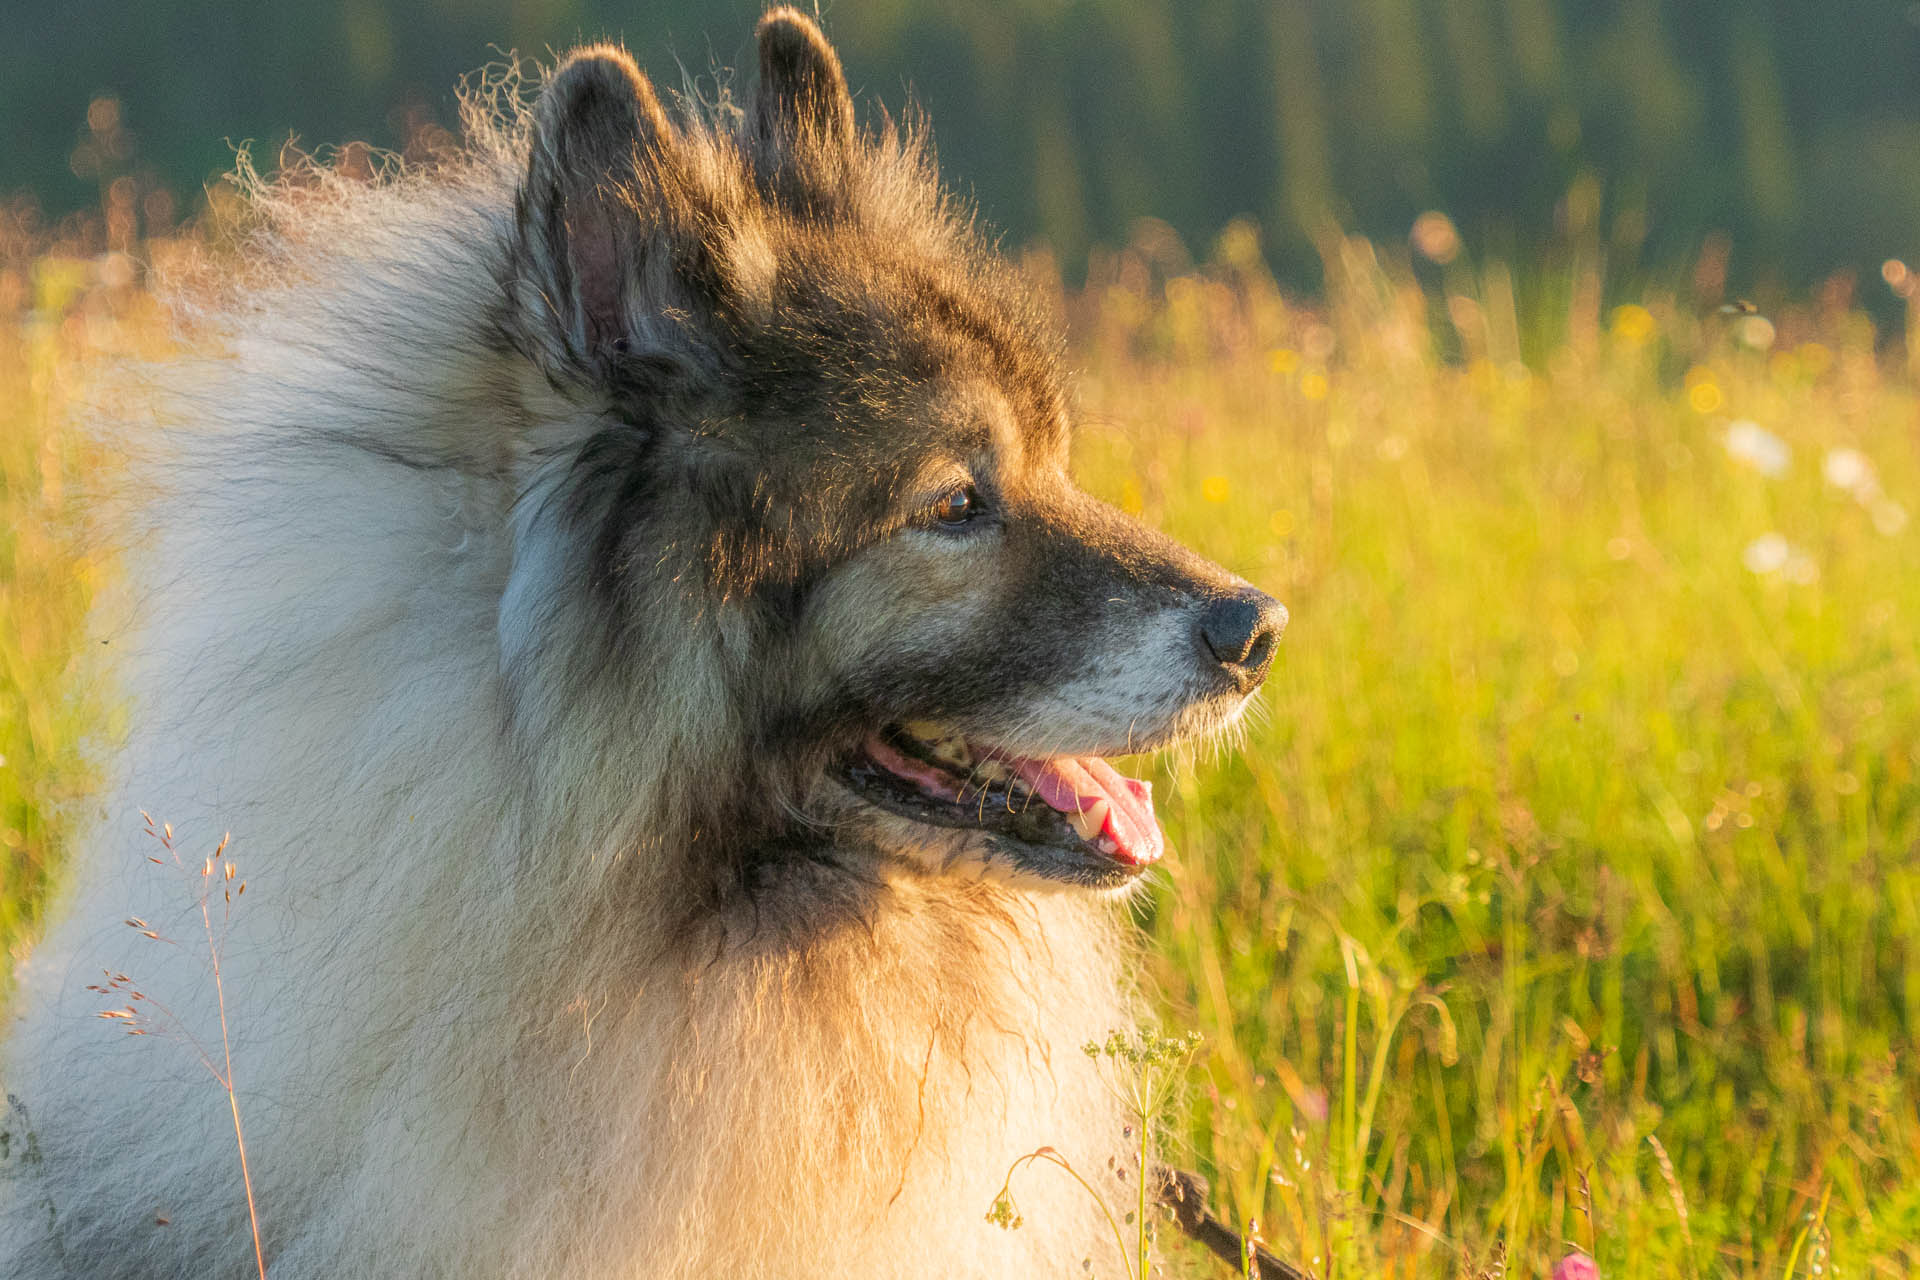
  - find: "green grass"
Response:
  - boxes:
[0,254,110,971]
[5,222,1919,1278]
[1070,225,1920,1277]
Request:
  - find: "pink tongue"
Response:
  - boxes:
[863,736,1165,867]
[1005,755,1164,866]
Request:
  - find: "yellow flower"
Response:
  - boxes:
[1609,304,1656,344]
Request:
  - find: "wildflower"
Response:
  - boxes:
[1410,211,1461,264]
[1686,378,1723,413]
[1742,533,1790,575]
[1723,420,1789,476]
[1609,304,1656,344]
[1552,1253,1600,1280]
[1821,447,1907,533]
[1823,446,1876,496]
[985,1189,1023,1230]
[1734,314,1775,349]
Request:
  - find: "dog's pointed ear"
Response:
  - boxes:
[754,9,854,152]
[511,46,672,370]
[751,9,855,214]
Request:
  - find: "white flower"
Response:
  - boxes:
[1822,447,1906,534]
[1724,420,1790,476]
[1823,447,1878,498]
[1735,315,1776,350]
[1743,533,1821,580]
[1743,533,1791,574]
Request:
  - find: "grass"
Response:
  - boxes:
[0,250,115,970]
[4,215,1919,1278]
[1068,222,1920,1277]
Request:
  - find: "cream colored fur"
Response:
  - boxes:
[0,85,1142,1278]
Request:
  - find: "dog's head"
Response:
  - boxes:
[500,10,1284,891]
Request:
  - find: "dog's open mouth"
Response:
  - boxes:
[836,721,1164,887]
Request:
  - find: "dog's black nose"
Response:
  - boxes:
[1200,589,1287,683]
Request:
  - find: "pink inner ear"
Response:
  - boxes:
[569,194,626,352]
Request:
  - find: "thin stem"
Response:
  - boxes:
[1353,998,1412,1223]
[1138,1105,1151,1280]
[1001,1149,1139,1280]
[1778,1182,1830,1280]
[202,885,266,1280]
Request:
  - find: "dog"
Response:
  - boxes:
[0,11,1284,1277]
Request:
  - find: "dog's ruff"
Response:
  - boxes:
[0,12,1281,1278]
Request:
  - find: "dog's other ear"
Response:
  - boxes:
[755,8,854,151]
[751,8,855,214]
[512,46,671,370]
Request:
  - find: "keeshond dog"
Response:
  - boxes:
[0,10,1284,1277]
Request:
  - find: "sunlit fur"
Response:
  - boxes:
[0,18,1259,1278]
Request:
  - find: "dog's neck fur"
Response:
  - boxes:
[494,870,1135,1278]
[246,829,1139,1276]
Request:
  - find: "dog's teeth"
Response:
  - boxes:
[1067,799,1110,841]
[974,760,1011,782]
[900,721,974,768]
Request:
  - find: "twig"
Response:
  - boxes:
[1156,1165,1308,1280]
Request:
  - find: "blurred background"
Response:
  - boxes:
[8,6,1920,1277]
[10,0,1920,300]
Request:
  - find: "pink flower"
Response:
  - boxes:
[1552,1254,1600,1280]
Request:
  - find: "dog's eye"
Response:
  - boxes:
[932,485,979,527]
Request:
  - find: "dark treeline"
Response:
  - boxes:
[9,0,1920,290]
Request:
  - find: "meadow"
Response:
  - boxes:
[3,211,1918,1278]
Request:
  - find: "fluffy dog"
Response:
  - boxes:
[0,11,1283,1277]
